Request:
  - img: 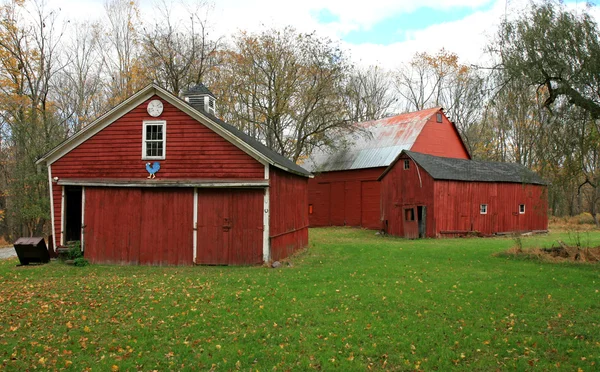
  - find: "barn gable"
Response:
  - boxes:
[303,107,469,173]
[37,83,310,265]
[379,151,548,238]
[306,107,470,229]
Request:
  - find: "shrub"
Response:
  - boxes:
[73,257,90,267]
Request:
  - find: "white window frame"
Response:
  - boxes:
[480,204,488,215]
[403,159,410,170]
[519,204,525,214]
[142,120,166,160]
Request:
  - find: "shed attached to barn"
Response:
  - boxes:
[304,108,470,229]
[379,151,548,238]
[36,83,311,265]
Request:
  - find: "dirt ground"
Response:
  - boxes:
[503,244,600,263]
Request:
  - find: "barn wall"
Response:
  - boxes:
[84,187,194,265]
[434,181,548,235]
[269,167,309,261]
[51,95,264,179]
[411,114,470,159]
[307,167,385,229]
[380,155,436,237]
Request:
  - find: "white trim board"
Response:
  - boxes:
[263,164,271,263]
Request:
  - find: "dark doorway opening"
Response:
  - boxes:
[65,186,82,243]
[417,206,426,238]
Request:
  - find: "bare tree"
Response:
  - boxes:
[141,0,222,95]
[344,65,396,123]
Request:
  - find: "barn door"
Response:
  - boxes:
[403,207,419,239]
[196,189,263,265]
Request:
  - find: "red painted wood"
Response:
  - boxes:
[83,187,193,265]
[380,155,436,237]
[360,181,380,229]
[380,154,548,237]
[196,189,263,265]
[269,167,309,261]
[308,167,385,228]
[51,95,264,180]
[411,113,470,159]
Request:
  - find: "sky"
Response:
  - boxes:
[46,0,598,70]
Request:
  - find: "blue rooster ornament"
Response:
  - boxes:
[145,162,161,179]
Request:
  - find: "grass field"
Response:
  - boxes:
[1,228,599,371]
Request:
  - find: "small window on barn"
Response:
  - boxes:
[405,208,415,221]
[480,204,488,215]
[403,159,410,170]
[308,204,313,214]
[436,112,443,123]
[519,204,525,214]
[142,120,166,160]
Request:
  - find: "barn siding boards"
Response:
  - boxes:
[380,153,547,238]
[380,155,436,237]
[51,96,264,180]
[411,114,470,159]
[83,187,194,265]
[308,167,385,228]
[269,167,309,261]
[195,189,264,265]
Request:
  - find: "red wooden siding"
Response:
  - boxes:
[380,154,548,237]
[380,156,436,237]
[51,95,264,179]
[196,189,264,265]
[434,181,548,235]
[308,167,384,228]
[410,115,470,159]
[84,187,194,265]
[269,167,309,261]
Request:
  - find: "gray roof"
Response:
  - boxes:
[385,151,547,185]
[200,110,312,177]
[303,107,451,172]
[183,83,215,98]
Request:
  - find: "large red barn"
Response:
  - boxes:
[379,151,548,238]
[304,108,469,229]
[37,84,311,265]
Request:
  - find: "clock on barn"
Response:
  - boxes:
[147,99,163,117]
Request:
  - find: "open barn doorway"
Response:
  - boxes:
[64,186,82,243]
[417,206,426,238]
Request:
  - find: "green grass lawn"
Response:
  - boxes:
[1,228,599,371]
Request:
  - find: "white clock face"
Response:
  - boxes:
[147,100,164,117]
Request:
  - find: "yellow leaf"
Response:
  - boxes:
[111,365,119,371]
[66,321,73,329]
[216,345,221,350]
[38,357,46,365]
[84,326,91,333]
[65,360,72,367]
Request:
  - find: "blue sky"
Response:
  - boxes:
[49,0,599,68]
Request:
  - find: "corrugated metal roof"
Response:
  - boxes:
[395,151,548,185]
[303,107,441,172]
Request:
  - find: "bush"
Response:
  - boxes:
[73,257,90,267]
[66,241,83,260]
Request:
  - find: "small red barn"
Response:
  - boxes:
[36,83,311,265]
[305,108,470,229]
[379,151,548,238]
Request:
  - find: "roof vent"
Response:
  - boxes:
[182,83,216,115]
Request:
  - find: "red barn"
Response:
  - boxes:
[379,151,548,238]
[305,108,469,229]
[36,83,311,265]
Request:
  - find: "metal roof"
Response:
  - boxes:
[387,151,548,185]
[303,107,442,172]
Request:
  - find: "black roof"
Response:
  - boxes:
[194,108,311,177]
[183,83,215,98]
[388,151,547,185]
